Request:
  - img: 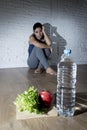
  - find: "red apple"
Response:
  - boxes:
[39,90,54,108]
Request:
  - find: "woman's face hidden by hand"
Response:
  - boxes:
[34,27,43,40]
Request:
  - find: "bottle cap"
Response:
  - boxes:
[64,49,71,55]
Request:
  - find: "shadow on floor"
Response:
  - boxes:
[53,92,87,116]
[75,92,87,115]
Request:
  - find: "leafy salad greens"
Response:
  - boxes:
[14,86,43,114]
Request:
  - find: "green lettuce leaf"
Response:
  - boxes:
[14,86,42,114]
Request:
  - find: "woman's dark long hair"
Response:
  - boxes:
[33,22,42,31]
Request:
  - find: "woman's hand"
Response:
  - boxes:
[42,26,45,34]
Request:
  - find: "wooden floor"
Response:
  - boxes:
[0,65,87,130]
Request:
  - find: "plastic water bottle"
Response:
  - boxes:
[56,49,77,117]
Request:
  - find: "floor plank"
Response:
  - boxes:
[0,65,87,130]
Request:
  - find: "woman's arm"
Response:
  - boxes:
[29,35,52,50]
[42,26,52,46]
